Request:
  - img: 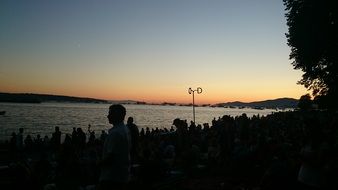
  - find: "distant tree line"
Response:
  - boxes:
[0,93,108,103]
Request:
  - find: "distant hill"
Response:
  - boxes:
[215,98,298,109]
[0,92,108,103]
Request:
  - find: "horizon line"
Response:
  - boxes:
[0,91,299,105]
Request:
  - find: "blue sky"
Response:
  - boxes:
[0,0,306,103]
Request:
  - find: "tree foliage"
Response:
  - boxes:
[284,0,338,109]
[298,93,312,111]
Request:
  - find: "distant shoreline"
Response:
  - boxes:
[0,92,108,104]
[0,92,298,109]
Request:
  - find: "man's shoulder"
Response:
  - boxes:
[108,127,118,134]
[108,124,127,134]
[128,123,138,129]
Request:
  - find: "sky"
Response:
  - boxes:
[0,0,307,104]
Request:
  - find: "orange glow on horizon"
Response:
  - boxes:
[1,85,307,105]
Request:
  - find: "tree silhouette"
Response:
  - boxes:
[298,94,312,111]
[284,0,338,109]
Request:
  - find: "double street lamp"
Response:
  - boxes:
[188,87,202,124]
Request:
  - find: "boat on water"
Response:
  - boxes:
[0,111,6,115]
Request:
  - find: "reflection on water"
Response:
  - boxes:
[0,102,278,140]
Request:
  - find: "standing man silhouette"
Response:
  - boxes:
[126,117,139,164]
[98,104,131,190]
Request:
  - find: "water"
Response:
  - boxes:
[0,102,278,141]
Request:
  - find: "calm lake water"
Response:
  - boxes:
[0,102,279,141]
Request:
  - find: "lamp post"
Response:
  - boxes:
[188,87,202,124]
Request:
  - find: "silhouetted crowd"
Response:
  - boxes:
[1,110,337,190]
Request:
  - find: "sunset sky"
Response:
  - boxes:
[0,0,307,104]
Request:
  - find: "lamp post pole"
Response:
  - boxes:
[188,87,202,124]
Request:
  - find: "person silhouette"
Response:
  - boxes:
[98,104,131,190]
[16,128,24,152]
[51,126,61,149]
[126,117,139,164]
[100,130,107,143]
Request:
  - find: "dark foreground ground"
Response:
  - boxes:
[0,110,337,190]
